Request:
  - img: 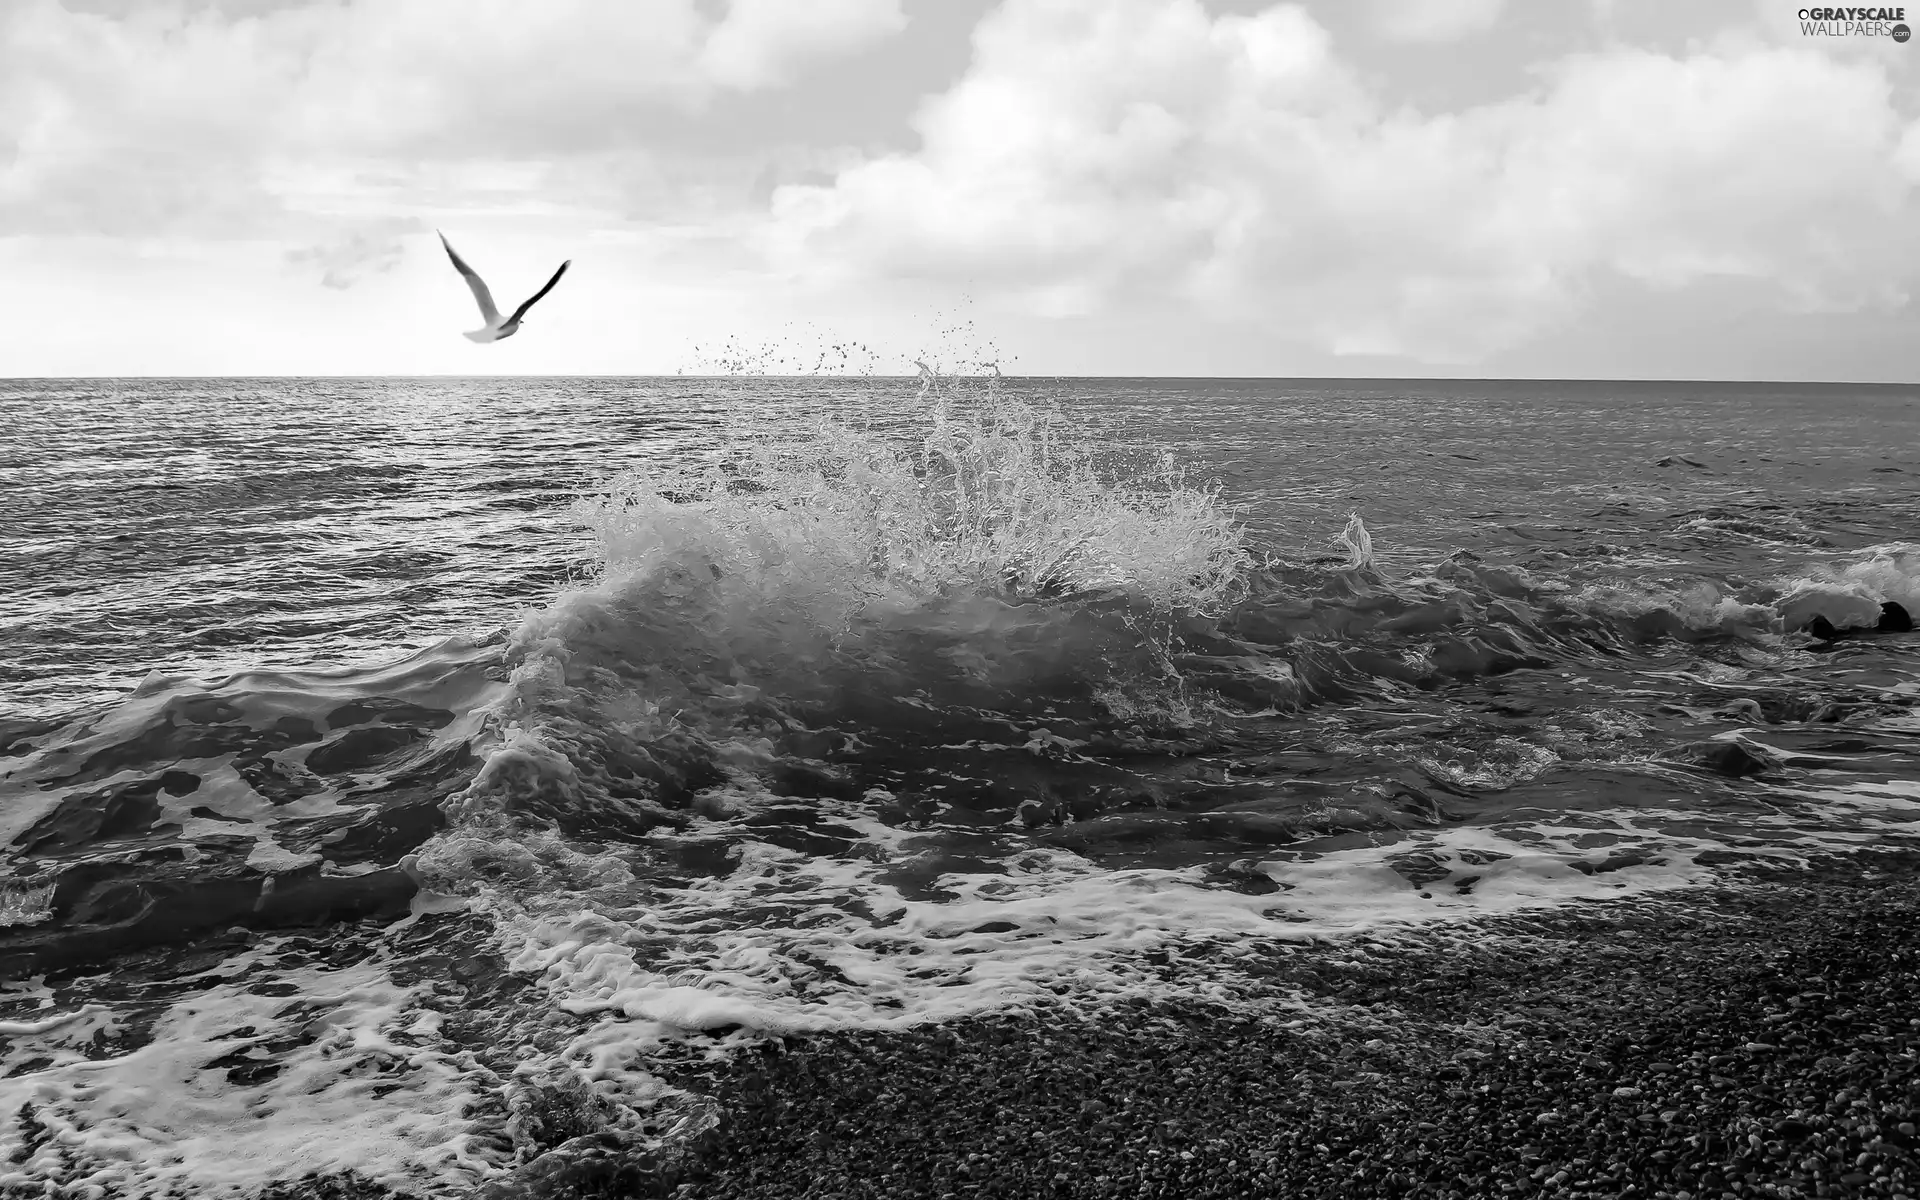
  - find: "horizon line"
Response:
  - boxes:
[2,373,1916,387]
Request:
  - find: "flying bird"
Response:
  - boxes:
[438,231,570,343]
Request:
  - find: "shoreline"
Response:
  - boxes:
[14,850,1918,1198]
[597,850,1920,1200]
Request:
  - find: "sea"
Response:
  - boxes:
[1,374,1917,1196]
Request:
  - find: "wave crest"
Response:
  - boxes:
[573,386,1253,623]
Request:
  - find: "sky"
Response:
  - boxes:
[1,0,1917,379]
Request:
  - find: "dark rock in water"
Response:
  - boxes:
[1878,601,1914,632]
[1655,455,1707,468]
[1799,615,1842,642]
[1798,603,1913,641]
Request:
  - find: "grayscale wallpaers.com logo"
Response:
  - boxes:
[1798,6,1910,38]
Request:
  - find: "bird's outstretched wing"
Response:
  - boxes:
[438,231,500,325]
[507,261,571,326]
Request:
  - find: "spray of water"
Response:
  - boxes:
[1337,512,1375,569]
[572,376,1253,628]
[681,325,886,376]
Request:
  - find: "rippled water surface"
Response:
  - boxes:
[2,375,1917,1196]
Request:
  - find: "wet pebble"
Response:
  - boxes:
[638,851,1920,1200]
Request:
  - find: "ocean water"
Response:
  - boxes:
[2,374,1918,1195]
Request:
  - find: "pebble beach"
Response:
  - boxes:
[618,850,1920,1200]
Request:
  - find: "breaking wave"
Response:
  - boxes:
[4,374,1919,1197]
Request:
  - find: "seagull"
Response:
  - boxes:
[438,231,570,343]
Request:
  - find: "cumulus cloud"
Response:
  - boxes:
[0,0,907,243]
[763,0,1920,363]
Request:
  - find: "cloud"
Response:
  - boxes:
[0,0,907,244]
[762,0,1920,363]
[284,218,421,289]
[1367,0,1504,43]
[701,0,908,91]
